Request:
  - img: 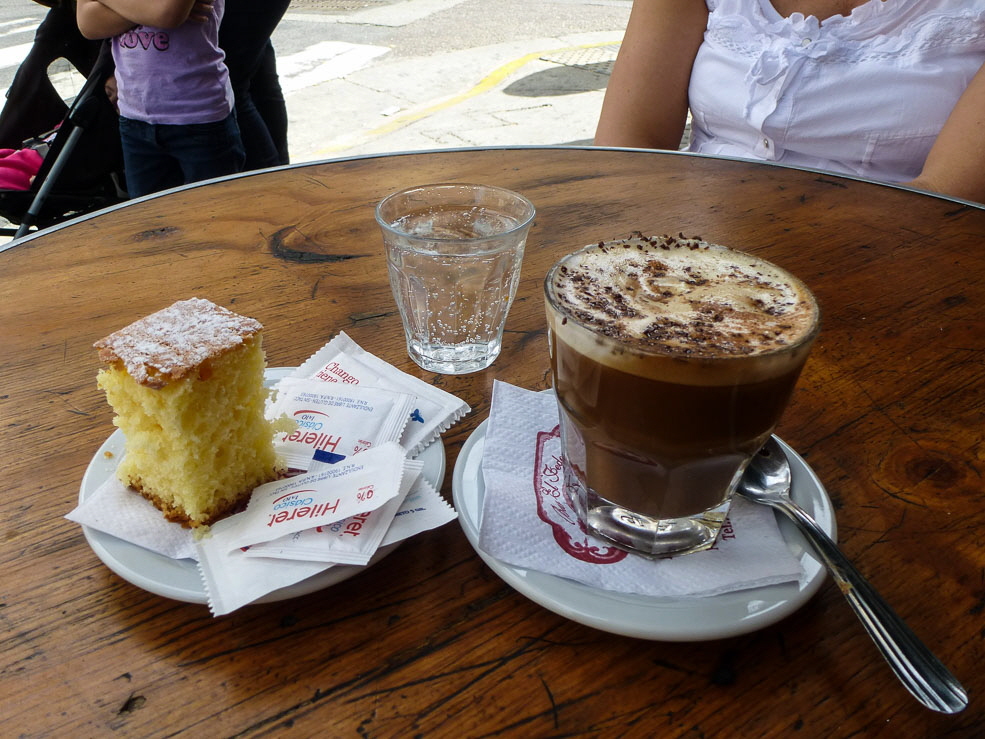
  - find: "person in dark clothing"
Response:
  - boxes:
[220,0,292,170]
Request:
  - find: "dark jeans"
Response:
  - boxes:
[220,0,292,171]
[119,113,245,198]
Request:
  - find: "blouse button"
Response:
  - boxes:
[801,37,812,46]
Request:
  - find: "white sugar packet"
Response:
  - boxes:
[244,459,425,564]
[478,381,802,598]
[291,332,469,456]
[268,378,414,471]
[213,442,410,552]
[67,474,197,560]
[196,455,458,616]
[196,537,335,617]
[381,476,457,547]
[245,471,457,563]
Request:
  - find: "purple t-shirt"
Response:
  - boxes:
[112,0,233,125]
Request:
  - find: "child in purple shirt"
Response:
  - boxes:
[77,0,244,198]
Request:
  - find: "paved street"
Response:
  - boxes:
[1,0,629,164]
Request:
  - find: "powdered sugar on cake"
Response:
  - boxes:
[94,298,262,388]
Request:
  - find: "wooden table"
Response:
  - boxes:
[2,148,982,737]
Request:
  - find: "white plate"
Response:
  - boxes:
[79,368,446,605]
[452,420,836,641]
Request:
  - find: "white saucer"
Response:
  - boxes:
[79,368,446,605]
[452,420,836,641]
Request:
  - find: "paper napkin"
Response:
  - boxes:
[478,381,803,598]
[67,475,198,560]
[68,451,456,565]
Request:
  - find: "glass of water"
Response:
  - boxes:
[376,183,536,374]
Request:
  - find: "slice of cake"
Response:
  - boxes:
[94,298,283,528]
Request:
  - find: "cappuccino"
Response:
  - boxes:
[545,233,819,556]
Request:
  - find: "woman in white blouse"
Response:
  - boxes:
[595,0,985,203]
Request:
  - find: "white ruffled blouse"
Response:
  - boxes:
[687,0,985,182]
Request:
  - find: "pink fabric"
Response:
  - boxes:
[0,148,43,190]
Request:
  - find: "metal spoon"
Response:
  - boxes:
[736,437,968,714]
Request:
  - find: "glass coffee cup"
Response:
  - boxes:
[544,233,820,557]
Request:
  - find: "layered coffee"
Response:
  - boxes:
[544,233,819,555]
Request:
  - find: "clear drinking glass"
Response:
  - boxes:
[376,183,535,374]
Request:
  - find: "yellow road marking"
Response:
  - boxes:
[317,41,617,153]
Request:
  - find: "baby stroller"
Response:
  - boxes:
[0,2,126,240]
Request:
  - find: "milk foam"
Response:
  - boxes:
[546,234,819,382]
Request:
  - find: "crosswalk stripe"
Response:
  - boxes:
[0,16,38,30]
[277,41,389,94]
[1,39,391,106]
[283,0,467,28]
[0,41,33,71]
[0,21,38,39]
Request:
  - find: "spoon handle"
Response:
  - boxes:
[774,499,968,714]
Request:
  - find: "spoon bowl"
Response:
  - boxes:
[736,437,968,714]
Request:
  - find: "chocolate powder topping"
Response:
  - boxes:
[548,233,817,358]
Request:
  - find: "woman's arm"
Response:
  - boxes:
[594,0,709,150]
[906,61,985,204]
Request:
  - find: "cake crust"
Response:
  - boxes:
[94,297,262,389]
[132,482,251,528]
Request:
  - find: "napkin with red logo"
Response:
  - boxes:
[477,381,803,598]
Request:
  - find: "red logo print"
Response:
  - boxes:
[532,425,627,564]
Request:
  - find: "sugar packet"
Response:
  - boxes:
[380,476,458,547]
[210,441,411,552]
[268,377,414,471]
[243,458,425,565]
[196,447,458,616]
[244,447,459,564]
[196,537,338,617]
[291,332,470,456]
[195,478,455,618]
